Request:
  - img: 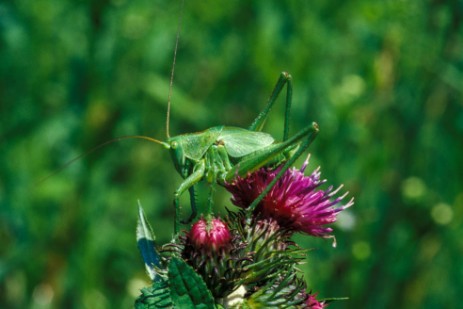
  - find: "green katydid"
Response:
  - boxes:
[40,72,319,234]
[140,71,319,233]
[40,2,319,234]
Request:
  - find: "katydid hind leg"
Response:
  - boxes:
[225,122,319,182]
[247,122,319,212]
[249,72,293,141]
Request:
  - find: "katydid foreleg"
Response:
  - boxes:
[205,145,230,183]
[174,160,205,232]
[175,144,233,230]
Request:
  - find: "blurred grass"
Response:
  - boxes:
[1,0,462,308]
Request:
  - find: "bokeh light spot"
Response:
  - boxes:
[431,203,453,225]
[401,177,426,200]
[352,241,371,260]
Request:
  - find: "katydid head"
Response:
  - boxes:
[167,136,187,176]
[167,129,220,177]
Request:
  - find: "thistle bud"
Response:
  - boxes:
[189,217,231,251]
[182,217,239,298]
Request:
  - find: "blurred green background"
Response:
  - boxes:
[1,0,462,308]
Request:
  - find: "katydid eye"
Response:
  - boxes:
[171,141,178,149]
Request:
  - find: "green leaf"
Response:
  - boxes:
[168,257,216,309]
[135,279,172,309]
[137,203,162,281]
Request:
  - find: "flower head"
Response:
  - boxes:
[188,217,231,251]
[182,216,240,298]
[225,156,353,238]
[306,292,327,309]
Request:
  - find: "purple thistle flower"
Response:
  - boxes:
[225,156,354,239]
[305,292,327,309]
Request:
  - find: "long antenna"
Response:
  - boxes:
[166,0,185,139]
[36,135,169,185]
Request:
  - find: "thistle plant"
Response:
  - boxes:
[135,157,353,308]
